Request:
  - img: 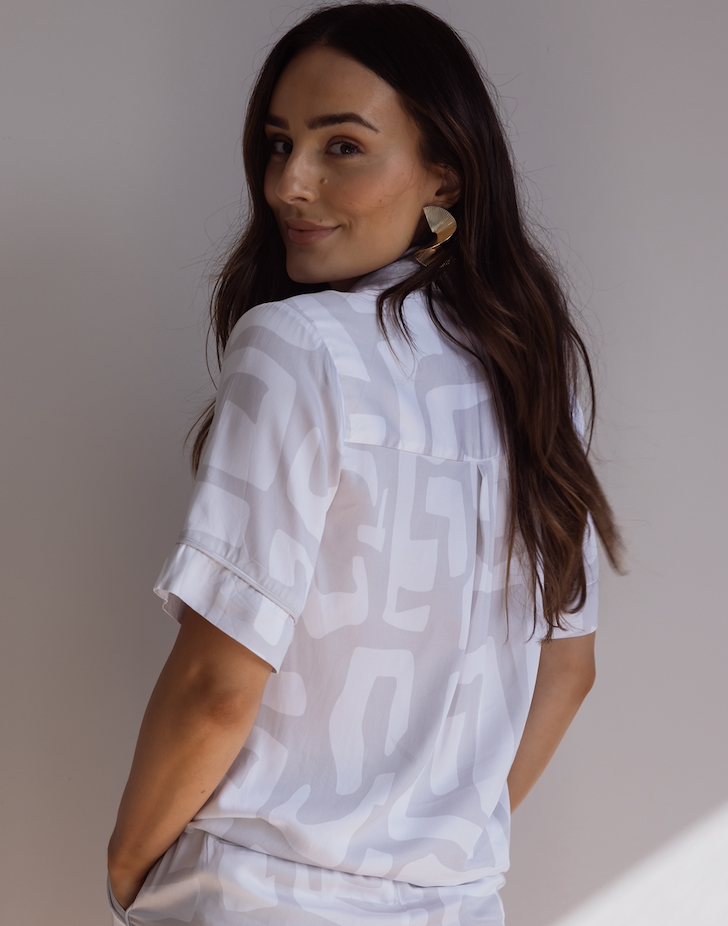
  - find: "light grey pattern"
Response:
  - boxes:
[149,257,598,921]
[111,828,507,926]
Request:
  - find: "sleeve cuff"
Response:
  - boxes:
[154,543,295,672]
[548,579,599,639]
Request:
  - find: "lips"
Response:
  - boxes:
[284,219,339,245]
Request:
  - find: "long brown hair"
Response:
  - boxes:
[190,1,622,636]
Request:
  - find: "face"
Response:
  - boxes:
[264,46,457,290]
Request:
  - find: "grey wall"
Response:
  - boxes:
[1,2,726,925]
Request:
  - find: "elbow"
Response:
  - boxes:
[198,687,259,729]
[574,660,596,701]
[176,675,261,730]
[540,642,596,695]
[554,653,596,703]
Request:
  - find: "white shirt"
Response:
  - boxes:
[155,257,598,887]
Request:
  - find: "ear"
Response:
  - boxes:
[429,167,461,210]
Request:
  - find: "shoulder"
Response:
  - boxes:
[218,298,347,424]
[210,297,346,447]
[226,289,385,382]
[220,296,340,382]
[229,289,376,350]
[226,298,326,356]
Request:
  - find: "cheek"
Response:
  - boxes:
[335,163,424,217]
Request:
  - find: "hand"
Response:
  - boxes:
[108,868,147,911]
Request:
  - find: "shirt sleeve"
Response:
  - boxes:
[154,300,344,670]
[548,513,599,639]
[548,397,599,639]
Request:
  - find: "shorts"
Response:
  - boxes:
[108,827,506,925]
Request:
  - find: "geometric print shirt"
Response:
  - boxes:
[154,256,598,888]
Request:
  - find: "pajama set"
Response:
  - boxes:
[109,257,598,926]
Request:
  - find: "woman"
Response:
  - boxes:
[108,3,621,924]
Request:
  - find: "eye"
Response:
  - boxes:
[269,138,292,156]
[328,140,361,157]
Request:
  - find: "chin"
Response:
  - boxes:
[285,259,331,286]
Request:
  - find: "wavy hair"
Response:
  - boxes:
[190,1,622,636]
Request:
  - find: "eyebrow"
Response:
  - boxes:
[265,112,380,133]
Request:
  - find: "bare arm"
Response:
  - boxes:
[507,631,596,812]
[107,607,272,908]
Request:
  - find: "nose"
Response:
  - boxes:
[273,147,320,205]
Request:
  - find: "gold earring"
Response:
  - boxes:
[414,205,457,267]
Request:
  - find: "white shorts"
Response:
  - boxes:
[108,827,506,925]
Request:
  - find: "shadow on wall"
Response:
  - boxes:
[549,799,728,926]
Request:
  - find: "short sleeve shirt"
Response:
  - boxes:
[155,257,598,887]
